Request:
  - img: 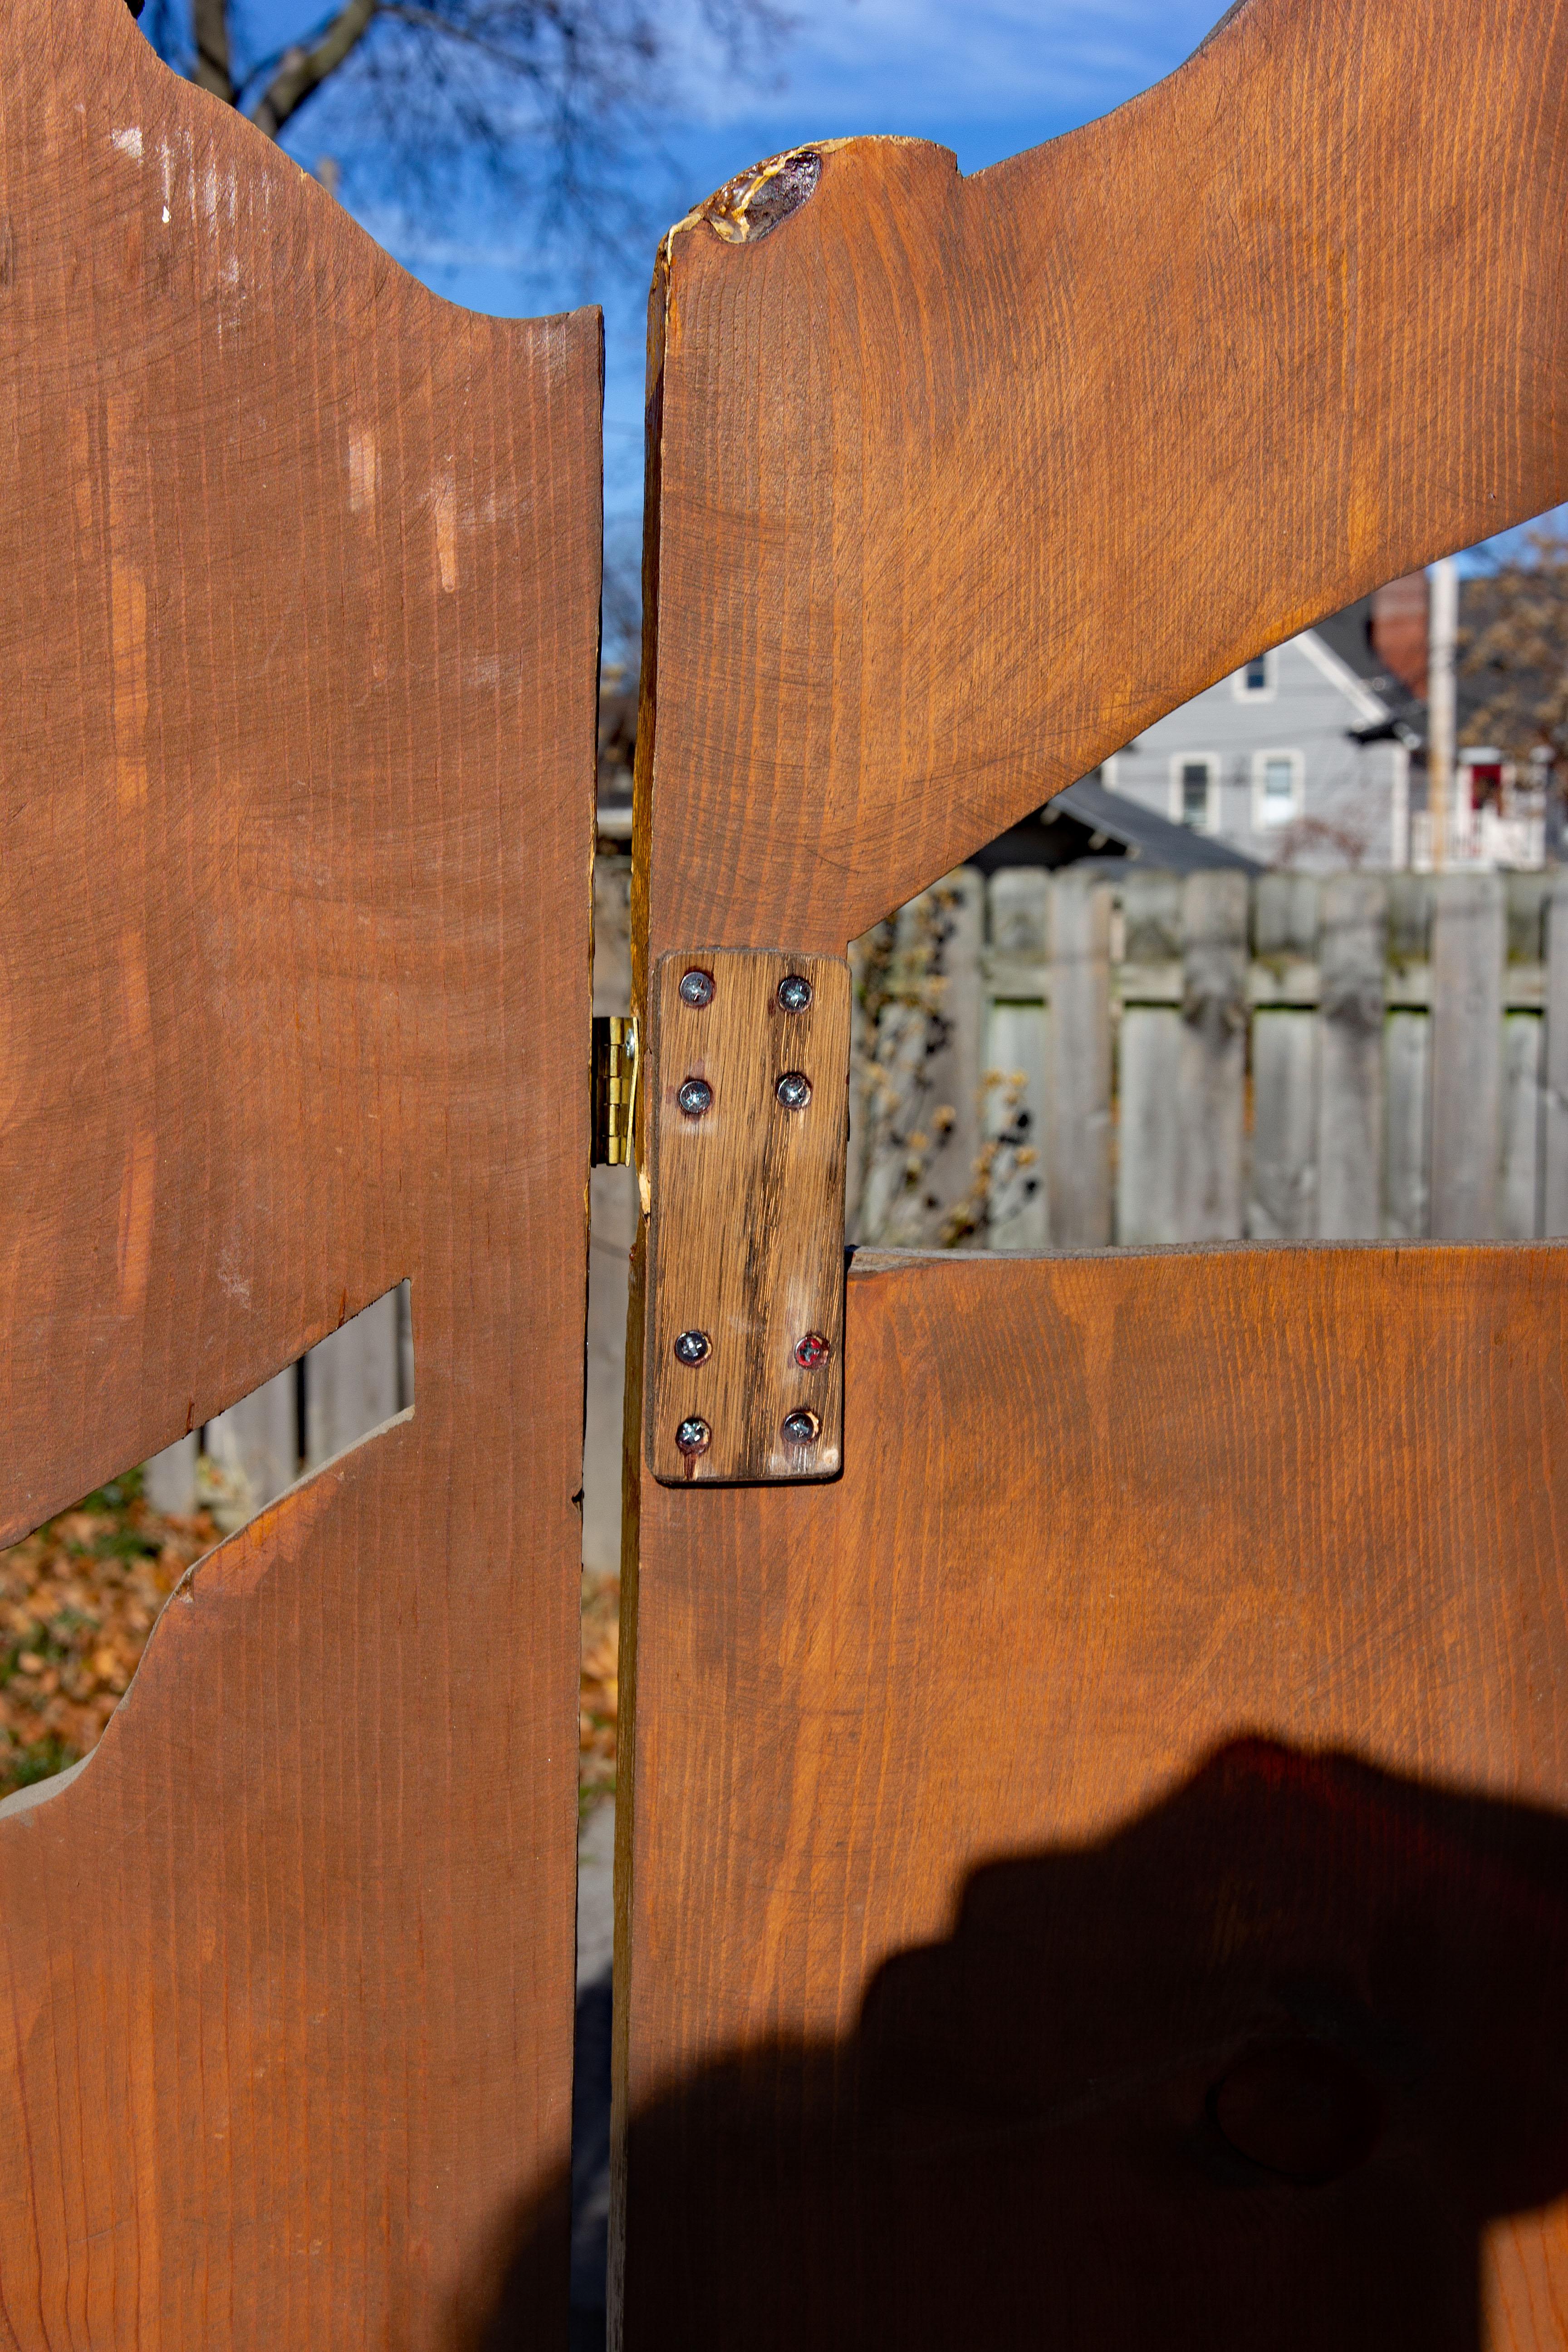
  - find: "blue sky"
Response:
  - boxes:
[185,0,1561,554]
[354,0,1229,518]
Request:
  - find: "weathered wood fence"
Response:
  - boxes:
[143,1281,414,1524]
[848,866,1568,1252]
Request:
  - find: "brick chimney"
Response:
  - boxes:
[1370,571,1430,699]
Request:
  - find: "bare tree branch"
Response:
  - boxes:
[191,0,235,101]
[1460,526,1568,771]
[139,0,794,280]
[250,0,380,138]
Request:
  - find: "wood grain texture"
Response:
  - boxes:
[620,0,1568,2334]
[647,950,848,1482]
[0,4,599,2341]
[635,0,1568,964]
[620,1242,1568,2346]
[1176,871,1248,1240]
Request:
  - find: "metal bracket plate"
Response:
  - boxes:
[647,948,849,1485]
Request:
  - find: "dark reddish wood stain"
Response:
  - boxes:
[621,10,1568,2331]
[0,2,599,2341]
[620,1245,1568,2342]
[634,0,1568,967]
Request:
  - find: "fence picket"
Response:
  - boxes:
[1431,873,1506,1238]
[1545,872,1568,1238]
[204,1367,298,1514]
[922,870,985,1234]
[1250,875,1321,1240]
[1500,1013,1544,1240]
[305,1289,402,1468]
[1250,1013,1318,1237]
[1117,872,1185,1244]
[1047,873,1113,1246]
[985,1002,1050,1249]
[1384,1014,1431,1240]
[985,868,1051,1251]
[143,1432,198,1516]
[1318,874,1387,1240]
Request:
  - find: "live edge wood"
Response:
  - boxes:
[0,5,599,2342]
[647,951,848,1484]
[620,1244,1568,2347]
[634,0,1568,966]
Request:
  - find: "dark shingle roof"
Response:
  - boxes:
[969,776,1263,876]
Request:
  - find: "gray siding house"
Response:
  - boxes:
[1102,628,1412,870]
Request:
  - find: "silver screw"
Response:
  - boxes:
[781,1409,819,1446]
[674,1329,711,1365]
[676,1416,711,1456]
[777,974,813,1013]
[677,1077,713,1117]
[776,1071,811,1111]
[680,969,715,1008]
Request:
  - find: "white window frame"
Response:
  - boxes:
[1169,752,1219,832]
[1252,747,1304,829]
[1232,647,1278,702]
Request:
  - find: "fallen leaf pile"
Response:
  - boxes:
[0,1473,624,1811]
[581,1568,620,1816]
[0,1471,220,1801]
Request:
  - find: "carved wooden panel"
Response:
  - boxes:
[0,5,599,2342]
[620,0,1568,2340]
[622,1243,1568,2346]
[633,0,1568,964]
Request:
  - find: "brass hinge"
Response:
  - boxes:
[592,1014,639,1166]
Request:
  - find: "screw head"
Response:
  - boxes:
[674,1329,711,1366]
[777,974,813,1014]
[781,1409,820,1447]
[676,1416,711,1457]
[677,1077,713,1117]
[679,968,715,1008]
[776,1071,812,1111]
[794,1331,831,1370]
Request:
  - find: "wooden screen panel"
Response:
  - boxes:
[620,1244,1568,2346]
[622,0,1568,2337]
[0,5,598,2345]
[635,0,1568,963]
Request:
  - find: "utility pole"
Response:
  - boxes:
[1427,555,1458,870]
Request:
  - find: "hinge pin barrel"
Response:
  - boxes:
[592,1014,639,1166]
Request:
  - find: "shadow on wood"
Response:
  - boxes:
[476,1738,1568,2350]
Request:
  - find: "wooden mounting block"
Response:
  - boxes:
[646,950,849,1484]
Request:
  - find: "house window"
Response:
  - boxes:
[1234,649,1276,700]
[1170,754,1217,830]
[1253,749,1303,828]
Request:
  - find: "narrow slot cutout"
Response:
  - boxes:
[0,1282,413,1805]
